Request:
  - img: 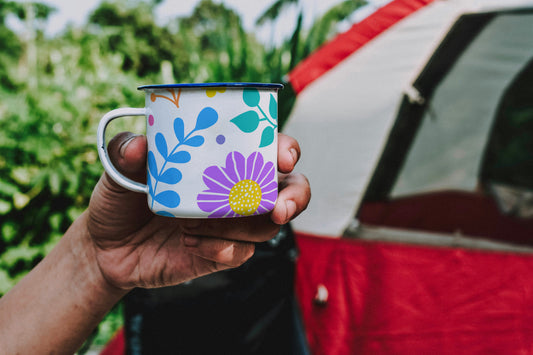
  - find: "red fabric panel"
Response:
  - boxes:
[358,191,533,245]
[100,328,125,355]
[288,0,435,94]
[294,233,533,355]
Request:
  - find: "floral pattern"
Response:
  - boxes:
[197,151,277,217]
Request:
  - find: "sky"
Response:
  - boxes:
[10,0,390,43]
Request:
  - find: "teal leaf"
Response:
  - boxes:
[147,151,158,178]
[194,107,218,131]
[184,136,204,147]
[243,89,260,107]
[231,110,260,133]
[174,117,185,142]
[155,133,168,158]
[259,126,275,148]
[269,94,278,120]
[159,168,182,184]
[167,151,191,164]
[156,210,175,217]
[155,190,180,208]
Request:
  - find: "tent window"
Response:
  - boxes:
[390,13,533,199]
[481,59,533,190]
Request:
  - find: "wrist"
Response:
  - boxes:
[66,212,129,308]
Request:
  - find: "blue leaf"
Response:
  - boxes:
[147,151,159,179]
[147,173,154,197]
[269,93,278,120]
[155,133,168,158]
[159,168,182,184]
[194,107,218,131]
[174,117,185,142]
[155,190,180,208]
[155,210,175,217]
[243,89,260,107]
[167,151,191,164]
[184,135,204,147]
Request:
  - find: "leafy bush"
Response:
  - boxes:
[0,0,363,349]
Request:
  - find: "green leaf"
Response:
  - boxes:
[231,110,260,133]
[0,179,20,196]
[259,126,275,148]
[0,199,12,215]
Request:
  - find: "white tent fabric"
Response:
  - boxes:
[283,0,533,237]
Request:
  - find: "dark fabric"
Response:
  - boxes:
[358,190,533,246]
[123,226,309,355]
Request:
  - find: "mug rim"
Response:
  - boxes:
[138,82,284,90]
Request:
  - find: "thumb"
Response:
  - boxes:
[88,132,151,239]
[107,132,147,185]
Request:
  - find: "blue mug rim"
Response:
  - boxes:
[138,82,284,90]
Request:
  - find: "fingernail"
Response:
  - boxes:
[285,200,297,223]
[290,148,299,164]
[119,135,138,158]
[183,235,200,247]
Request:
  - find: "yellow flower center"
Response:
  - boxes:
[206,88,226,97]
[228,179,262,216]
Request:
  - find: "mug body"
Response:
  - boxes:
[140,83,282,218]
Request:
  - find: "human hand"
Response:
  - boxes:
[86,132,310,291]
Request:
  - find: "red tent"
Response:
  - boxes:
[283,0,533,353]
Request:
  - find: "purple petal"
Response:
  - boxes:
[208,203,233,218]
[246,152,260,180]
[256,202,274,214]
[202,176,231,194]
[222,152,241,183]
[198,201,228,213]
[260,181,278,194]
[203,166,234,189]
[197,193,229,202]
[232,152,246,181]
[257,161,275,186]
[261,189,278,203]
[251,153,265,181]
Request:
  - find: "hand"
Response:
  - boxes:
[87,132,310,290]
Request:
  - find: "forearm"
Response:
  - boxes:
[0,212,128,354]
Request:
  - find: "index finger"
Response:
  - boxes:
[278,133,301,174]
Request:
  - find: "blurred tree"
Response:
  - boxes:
[177,0,257,82]
[256,0,366,124]
[0,0,23,88]
[89,0,189,79]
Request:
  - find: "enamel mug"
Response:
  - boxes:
[97,83,283,218]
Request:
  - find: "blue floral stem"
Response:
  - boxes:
[151,128,197,209]
[257,105,277,128]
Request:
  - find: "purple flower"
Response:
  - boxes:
[197,151,278,217]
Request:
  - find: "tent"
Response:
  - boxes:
[283,0,533,353]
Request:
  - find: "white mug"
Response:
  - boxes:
[97,83,283,218]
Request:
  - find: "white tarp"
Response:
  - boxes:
[283,0,533,236]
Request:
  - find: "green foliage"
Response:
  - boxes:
[0,0,357,349]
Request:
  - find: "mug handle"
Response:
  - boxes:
[97,108,148,194]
